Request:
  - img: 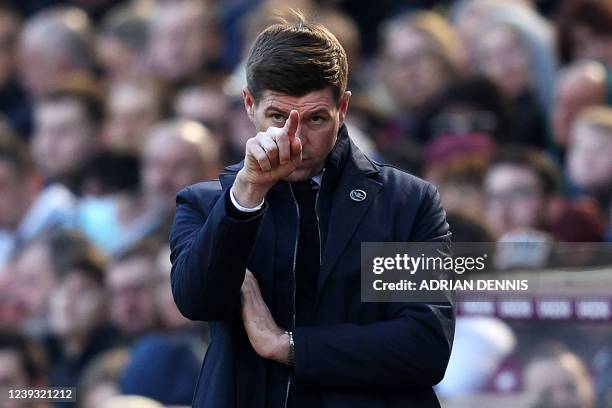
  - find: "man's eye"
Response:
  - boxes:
[271,114,286,122]
[311,116,323,124]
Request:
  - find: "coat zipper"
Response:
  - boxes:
[315,168,325,266]
[284,183,300,408]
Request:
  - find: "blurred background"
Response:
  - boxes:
[0,0,611,407]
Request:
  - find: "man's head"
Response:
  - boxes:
[12,230,104,325]
[484,148,560,237]
[32,85,102,183]
[380,11,460,112]
[48,252,107,340]
[148,0,221,81]
[567,106,612,196]
[107,244,161,337]
[142,120,221,211]
[18,6,93,96]
[103,79,167,152]
[243,15,350,181]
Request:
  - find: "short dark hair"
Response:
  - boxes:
[246,13,348,104]
[490,147,561,196]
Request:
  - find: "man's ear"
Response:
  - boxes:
[338,90,351,126]
[243,87,256,123]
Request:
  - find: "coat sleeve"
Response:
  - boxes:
[293,183,455,390]
[169,184,266,321]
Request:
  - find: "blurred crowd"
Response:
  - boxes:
[0,0,611,407]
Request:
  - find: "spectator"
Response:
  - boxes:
[31,83,103,191]
[75,149,161,257]
[107,244,162,338]
[524,343,595,408]
[173,76,237,163]
[374,10,462,145]
[0,130,75,268]
[10,231,101,337]
[142,119,221,214]
[472,2,556,148]
[147,0,223,82]
[17,6,94,98]
[44,243,119,388]
[483,147,561,238]
[96,4,150,81]
[552,60,609,149]
[566,106,612,232]
[102,78,169,152]
[556,0,612,67]
[449,0,525,68]
[567,106,612,198]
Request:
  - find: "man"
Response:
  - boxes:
[18,6,93,98]
[147,0,222,82]
[31,84,103,190]
[107,245,162,338]
[142,119,221,214]
[170,16,454,407]
[483,147,561,239]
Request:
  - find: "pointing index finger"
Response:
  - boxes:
[284,110,300,140]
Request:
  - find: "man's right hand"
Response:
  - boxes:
[233,110,302,208]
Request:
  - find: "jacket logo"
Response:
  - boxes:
[349,189,367,202]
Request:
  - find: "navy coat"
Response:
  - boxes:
[170,126,455,407]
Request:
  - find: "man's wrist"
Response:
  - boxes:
[233,170,270,208]
[284,331,295,366]
[272,331,293,365]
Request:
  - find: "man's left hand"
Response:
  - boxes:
[240,270,290,364]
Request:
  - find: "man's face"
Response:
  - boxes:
[484,164,547,236]
[142,135,212,210]
[244,88,350,182]
[48,271,106,338]
[12,243,55,320]
[148,3,217,81]
[107,257,158,336]
[103,84,160,151]
[32,99,96,181]
[383,28,450,110]
[567,125,612,193]
[476,26,530,100]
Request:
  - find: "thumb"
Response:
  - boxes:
[284,110,300,139]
